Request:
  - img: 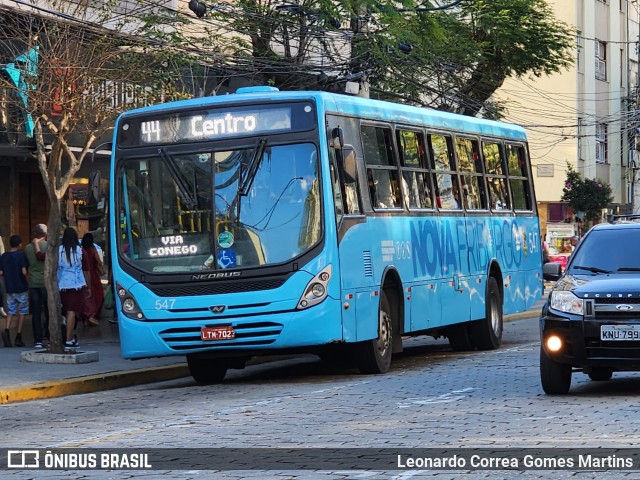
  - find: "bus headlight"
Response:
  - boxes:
[297,265,332,310]
[550,291,583,315]
[311,283,325,297]
[116,283,146,320]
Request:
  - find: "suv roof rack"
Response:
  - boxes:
[608,214,640,223]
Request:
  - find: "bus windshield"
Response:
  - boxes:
[116,142,321,273]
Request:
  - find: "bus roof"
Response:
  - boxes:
[119,88,527,141]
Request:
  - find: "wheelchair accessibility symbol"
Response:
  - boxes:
[217,249,236,269]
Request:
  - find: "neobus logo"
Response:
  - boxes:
[192,272,242,280]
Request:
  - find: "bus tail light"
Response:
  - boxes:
[297,265,332,310]
[116,283,146,320]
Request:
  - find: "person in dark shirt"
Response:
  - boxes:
[24,224,49,348]
[0,235,29,347]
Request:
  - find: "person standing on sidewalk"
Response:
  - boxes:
[0,235,29,347]
[0,229,7,318]
[81,233,104,326]
[24,224,50,349]
[58,227,89,348]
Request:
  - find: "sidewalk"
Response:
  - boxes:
[0,309,189,404]
[0,295,547,405]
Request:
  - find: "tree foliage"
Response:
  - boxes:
[0,3,185,352]
[561,164,613,224]
[186,0,575,116]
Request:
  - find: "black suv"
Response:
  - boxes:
[540,218,640,394]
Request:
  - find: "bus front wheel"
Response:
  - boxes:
[355,291,393,374]
[187,354,228,384]
[469,276,503,350]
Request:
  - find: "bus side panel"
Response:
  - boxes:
[466,217,490,321]
[355,290,379,342]
[495,215,544,315]
[409,283,438,331]
[340,288,358,342]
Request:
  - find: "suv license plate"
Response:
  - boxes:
[201,326,235,341]
[601,325,640,341]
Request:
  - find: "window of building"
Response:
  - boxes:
[631,59,638,92]
[577,117,583,161]
[595,40,607,81]
[576,34,583,72]
[596,123,608,163]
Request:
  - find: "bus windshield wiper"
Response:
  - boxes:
[238,138,267,197]
[573,265,612,274]
[158,148,197,209]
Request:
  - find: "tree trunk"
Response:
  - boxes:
[45,199,64,353]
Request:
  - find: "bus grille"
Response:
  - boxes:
[159,321,283,351]
[146,279,286,297]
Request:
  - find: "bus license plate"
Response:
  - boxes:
[601,325,640,341]
[201,326,235,341]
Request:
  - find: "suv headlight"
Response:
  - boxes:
[550,291,584,315]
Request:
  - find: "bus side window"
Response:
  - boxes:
[362,125,401,209]
[482,141,512,211]
[341,147,361,214]
[397,129,433,209]
[330,130,362,216]
[329,148,345,219]
[505,143,533,210]
[429,133,459,210]
[456,137,487,210]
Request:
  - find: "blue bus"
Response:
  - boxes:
[110,86,545,383]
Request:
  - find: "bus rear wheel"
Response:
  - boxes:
[355,291,393,374]
[469,276,503,350]
[187,354,228,384]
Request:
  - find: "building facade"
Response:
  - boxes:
[497,0,640,238]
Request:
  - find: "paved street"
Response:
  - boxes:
[3,311,640,479]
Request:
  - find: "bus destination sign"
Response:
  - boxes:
[134,107,292,145]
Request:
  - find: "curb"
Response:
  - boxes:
[0,363,190,405]
[504,309,540,322]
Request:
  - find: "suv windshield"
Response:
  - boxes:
[116,143,321,273]
[567,228,640,274]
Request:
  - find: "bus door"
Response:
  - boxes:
[430,133,471,328]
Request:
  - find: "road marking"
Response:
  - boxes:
[397,387,476,408]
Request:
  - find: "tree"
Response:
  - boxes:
[561,164,613,226]
[0,3,184,353]
[365,0,575,116]
[185,0,574,116]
